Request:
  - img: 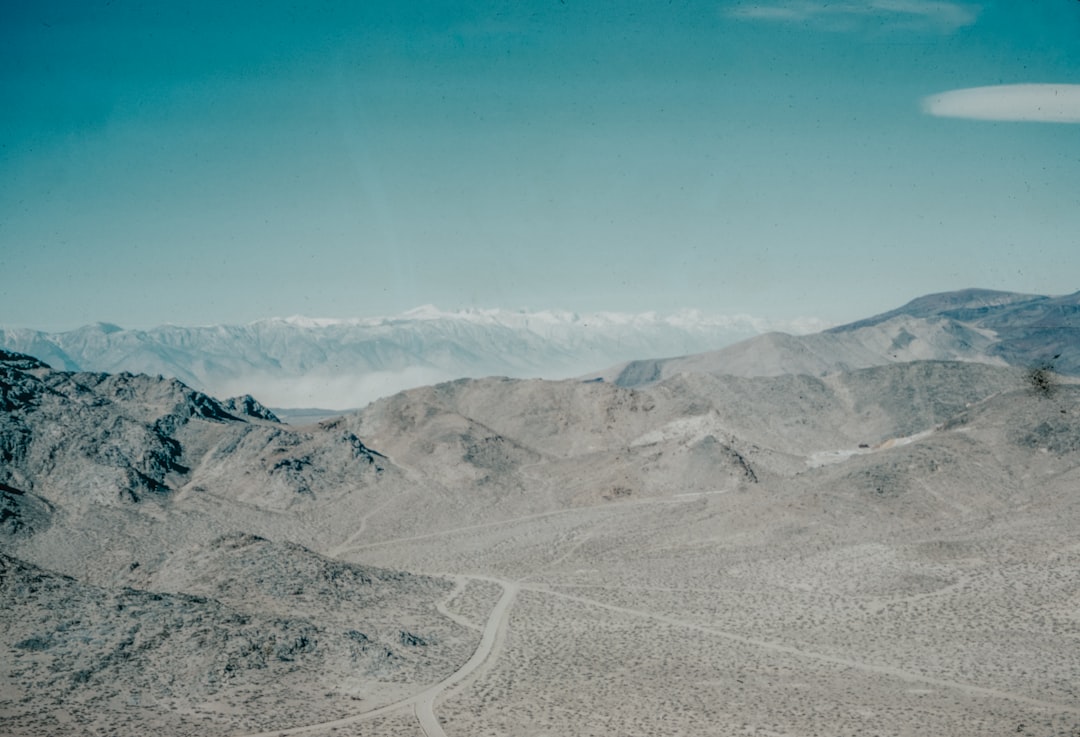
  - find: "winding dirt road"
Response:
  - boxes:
[235,578,518,737]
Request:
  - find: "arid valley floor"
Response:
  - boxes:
[2,339,1079,736]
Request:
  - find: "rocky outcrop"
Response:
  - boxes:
[222,394,281,423]
[0,483,53,538]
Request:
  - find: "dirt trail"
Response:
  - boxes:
[434,575,484,632]
[234,578,519,737]
[414,579,518,737]
[324,493,399,558]
[528,585,1080,715]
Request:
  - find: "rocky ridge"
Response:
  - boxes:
[602,288,1080,387]
[1,336,1078,736]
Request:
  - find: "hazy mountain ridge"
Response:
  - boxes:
[833,288,1080,372]
[604,289,1080,387]
[5,290,1073,410]
[0,308,824,410]
[1,294,1078,735]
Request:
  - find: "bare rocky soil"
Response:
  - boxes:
[2,349,1078,736]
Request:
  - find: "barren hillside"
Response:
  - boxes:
[2,348,1078,736]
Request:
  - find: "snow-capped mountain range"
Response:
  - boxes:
[0,307,828,409]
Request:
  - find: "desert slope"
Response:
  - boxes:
[2,347,1079,736]
[601,288,1080,387]
[0,352,480,736]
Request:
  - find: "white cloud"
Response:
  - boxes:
[921,84,1080,123]
[729,1,979,32]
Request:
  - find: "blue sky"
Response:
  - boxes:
[2,0,1078,331]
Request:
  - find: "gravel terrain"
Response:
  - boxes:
[2,348,1078,736]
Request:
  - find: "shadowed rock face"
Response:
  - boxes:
[0,483,53,538]
[0,354,241,505]
[222,394,281,423]
[830,288,1080,374]
[0,352,389,510]
[0,350,50,372]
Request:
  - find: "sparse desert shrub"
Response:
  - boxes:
[1027,355,1060,397]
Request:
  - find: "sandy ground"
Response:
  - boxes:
[3,358,1078,736]
[335,485,1080,737]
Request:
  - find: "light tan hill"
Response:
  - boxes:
[3,350,1079,736]
[599,314,1006,386]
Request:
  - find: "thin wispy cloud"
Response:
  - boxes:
[922,84,1080,123]
[729,1,979,33]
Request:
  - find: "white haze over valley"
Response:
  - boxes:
[0,306,832,410]
[213,366,453,413]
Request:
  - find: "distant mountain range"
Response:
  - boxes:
[2,289,1076,409]
[599,288,1080,387]
[0,307,822,410]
